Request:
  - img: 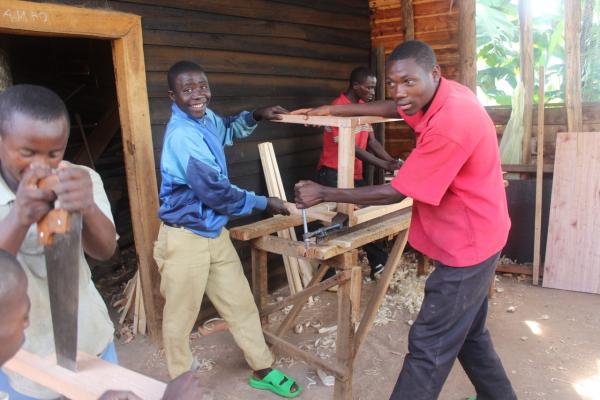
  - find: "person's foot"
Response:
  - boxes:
[252,368,300,397]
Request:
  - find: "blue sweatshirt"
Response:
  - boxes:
[158,103,268,237]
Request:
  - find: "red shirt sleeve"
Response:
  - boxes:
[391,134,469,206]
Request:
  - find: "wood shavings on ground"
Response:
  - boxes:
[498,255,517,265]
[274,356,295,368]
[193,358,216,372]
[374,253,428,326]
[117,324,135,344]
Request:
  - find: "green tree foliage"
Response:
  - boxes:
[476,0,567,105]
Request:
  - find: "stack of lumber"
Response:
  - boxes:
[258,142,317,294]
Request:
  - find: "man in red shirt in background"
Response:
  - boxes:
[293,40,516,400]
[316,66,401,188]
[317,67,402,277]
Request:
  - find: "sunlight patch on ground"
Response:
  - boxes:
[524,320,543,336]
[573,359,600,400]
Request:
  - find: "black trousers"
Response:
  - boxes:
[390,252,517,400]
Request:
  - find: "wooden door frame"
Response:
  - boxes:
[0,0,162,340]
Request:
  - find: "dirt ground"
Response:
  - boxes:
[115,274,600,400]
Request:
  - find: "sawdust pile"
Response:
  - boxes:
[375,252,429,326]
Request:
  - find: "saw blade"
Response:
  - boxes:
[44,212,82,371]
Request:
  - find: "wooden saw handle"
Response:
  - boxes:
[37,175,71,246]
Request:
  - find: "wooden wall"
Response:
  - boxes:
[36,0,371,201]
[29,0,372,314]
[369,0,459,159]
[488,102,600,163]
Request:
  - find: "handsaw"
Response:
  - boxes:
[37,175,82,371]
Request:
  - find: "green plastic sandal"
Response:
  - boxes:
[466,397,477,400]
[249,369,302,398]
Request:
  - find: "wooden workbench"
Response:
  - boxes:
[230,207,411,399]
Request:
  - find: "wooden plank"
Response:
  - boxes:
[401,0,415,40]
[502,164,553,174]
[458,0,476,91]
[229,203,335,242]
[123,0,369,31]
[496,263,534,276]
[354,229,408,355]
[543,132,600,294]
[112,21,163,341]
[353,198,413,225]
[230,216,301,241]
[270,144,317,287]
[144,46,356,81]
[350,266,362,325]
[4,350,166,400]
[0,0,135,38]
[373,45,386,184]
[565,0,583,132]
[258,142,301,294]
[141,29,368,63]
[146,71,347,98]
[519,0,534,163]
[338,126,356,224]
[486,103,600,126]
[533,66,545,285]
[274,114,401,128]
[284,202,336,224]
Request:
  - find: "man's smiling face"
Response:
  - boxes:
[168,71,211,119]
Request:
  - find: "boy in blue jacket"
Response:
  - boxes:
[154,61,300,398]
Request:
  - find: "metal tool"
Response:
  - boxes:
[301,209,310,248]
[301,211,347,245]
[302,223,344,244]
[38,176,81,371]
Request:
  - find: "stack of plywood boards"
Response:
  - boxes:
[543,132,600,294]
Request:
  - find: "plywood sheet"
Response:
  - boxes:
[543,132,600,294]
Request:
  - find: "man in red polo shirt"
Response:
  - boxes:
[293,40,516,400]
[316,66,400,188]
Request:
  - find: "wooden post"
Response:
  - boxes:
[519,0,534,164]
[374,45,386,185]
[401,0,415,40]
[112,21,162,341]
[338,126,356,225]
[334,257,357,399]
[565,0,583,132]
[458,0,477,92]
[533,66,545,285]
[251,248,268,310]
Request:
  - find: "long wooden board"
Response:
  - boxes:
[4,350,166,400]
[543,132,600,294]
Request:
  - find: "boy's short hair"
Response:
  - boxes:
[0,249,25,308]
[349,66,376,86]
[167,61,206,91]
[0,84,68,137]
[388,40,437,71]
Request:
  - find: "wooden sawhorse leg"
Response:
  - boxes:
[251,248,268,311]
